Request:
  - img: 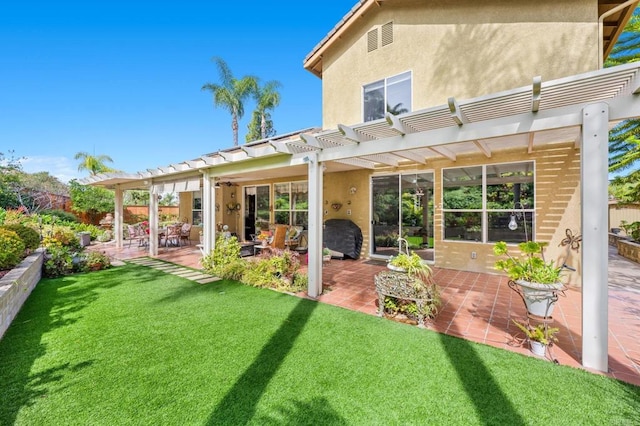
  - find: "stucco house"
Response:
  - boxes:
[85,0,640,372]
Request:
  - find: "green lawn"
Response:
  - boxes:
[1,264,638,425]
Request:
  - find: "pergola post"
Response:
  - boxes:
[202,172,215,254]
[114,185,123,249]
[307,153,323,298]
[581,102,609,372]
[148,186,159,256]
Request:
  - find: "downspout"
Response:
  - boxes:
[599,0,637,68]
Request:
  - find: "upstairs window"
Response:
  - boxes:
[363,71,411,122]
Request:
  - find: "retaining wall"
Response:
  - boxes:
[0,249,44,339]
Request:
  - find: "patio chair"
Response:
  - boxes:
[164,224,181,247]
[293,230,308,254]
[180,223,192,245]
[125,224,141,247]
[263,224,287,251]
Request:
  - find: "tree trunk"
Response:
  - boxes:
[261,111,266,139]
[232,113,239,146]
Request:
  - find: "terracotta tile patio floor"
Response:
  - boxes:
[91,241,640,387]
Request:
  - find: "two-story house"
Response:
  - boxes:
[86,0,640,372]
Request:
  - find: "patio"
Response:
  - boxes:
[90,241,640,386]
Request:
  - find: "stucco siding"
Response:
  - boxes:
[321,0,599,128]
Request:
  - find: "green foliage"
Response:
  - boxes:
[0,228,26,269]
[493,241,564,284]
[201,235,243,278]
[43,245,75,277]
[0,150,23,209]
[71,222,102,240]
[78,251,111,272]
[0,224,40,250]
[69,180,114,215]
[74,151,116,175]
[42,225,80,250]
[388,251,434,288]
[512,320,559,345]
[41,209,79,223]
[0,207,5,225]
[202,57,258,146]
[246,80,281,142]
[242,249,305,292]
[619,220,640,241]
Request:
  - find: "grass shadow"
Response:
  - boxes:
[437,333,527,425]
[207,297,318,425]
[0,264,157,425]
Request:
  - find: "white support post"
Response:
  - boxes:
[202,173,215,254]
[149,187,159,256]
[307,153,323,298]
[581,102,609,372]
[114,185,123,249]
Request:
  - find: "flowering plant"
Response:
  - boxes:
[257,231,272,241]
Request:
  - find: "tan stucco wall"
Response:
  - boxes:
[321,0,599,128]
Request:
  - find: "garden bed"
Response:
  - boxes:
[0,248,44,339]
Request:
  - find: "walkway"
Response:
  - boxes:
[90,241,640,386]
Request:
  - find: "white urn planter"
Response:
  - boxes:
[530,340,547,357]
[512,280,564,318]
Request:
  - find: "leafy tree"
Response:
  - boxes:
[0,151,23,208]
[202,57,258,146]
[159,192,177,206]
[124,190,150,206]
[14,171,69,213]
[246,80,281,142]
[607,9,640,201]
[69,180,114,222]
[74,151,116,175]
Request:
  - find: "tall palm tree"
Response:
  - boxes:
[202,57,257,146]
[74,152,115,175]
[254,80,281,140]
[606,10,640,201]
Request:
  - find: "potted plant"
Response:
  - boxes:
[494,241,565,317]
[387,251,434,289]
[512,320,559,357]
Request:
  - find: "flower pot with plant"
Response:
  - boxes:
[512,320,559,357]
[494,241,565,318]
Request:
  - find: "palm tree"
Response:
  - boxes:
[74,152,115,175]
[253,80,281,140]
[607,10,640,201]
[202,57,257,146]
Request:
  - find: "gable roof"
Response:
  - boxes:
[303,0,639,78]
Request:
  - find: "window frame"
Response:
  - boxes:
[362,70,412,122]
[191,190,202,226]
[441,161,536,244]
[273,180,309,229]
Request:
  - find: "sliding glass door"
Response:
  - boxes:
[371,172,434,261]
[243,185,270,241]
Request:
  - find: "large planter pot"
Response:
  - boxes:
[387,264,406,273]
[530,340,547,357]
[514,280,564,318]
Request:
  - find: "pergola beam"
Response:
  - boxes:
[448,96,468,125]
[385,112,408,135]
[532,76,542,112]
[392,150,427,164]
[338,124,363,143]
[428,146,456,161]
[300,133,323,148]
[473,140,492,158]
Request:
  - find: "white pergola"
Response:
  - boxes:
[84,62,640,373]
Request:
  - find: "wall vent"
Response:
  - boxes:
[381,21,393,46]
[367,28,378,52]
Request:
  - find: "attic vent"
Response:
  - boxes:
[367,28,378,52]
[381,21,393,46]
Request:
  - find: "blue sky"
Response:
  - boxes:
[0,1,353,182]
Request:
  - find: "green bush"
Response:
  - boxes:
[0,224,40,251]
[43,246,75,277]
[42,225,80,249]
[41,209,79,224]
[78,251,111,272]
[201,235,242,277]
[243,249,304,292]
[0,228,26,269]
[72,223,102,240]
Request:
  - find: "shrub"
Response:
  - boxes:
[72,223,102,240]
[42,225,80,249]
[0,228,26,269]
[43,246,75,277]
[78,251,111,272]
[243,249,304,292]
[201,235,241,277]
[42,209,79,224]
[0,224,40,251]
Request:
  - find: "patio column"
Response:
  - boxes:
[202,171,215,254]
[581,102,609,372]
[149,186,159,256]
[114,185,123,249]
[307,153,323,298]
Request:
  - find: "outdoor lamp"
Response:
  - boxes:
[508,214,518,231]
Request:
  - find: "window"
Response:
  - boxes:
[192,190,202,226]
[442,162,534,243]
[274,181,308,229]
[363,71,411,122]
